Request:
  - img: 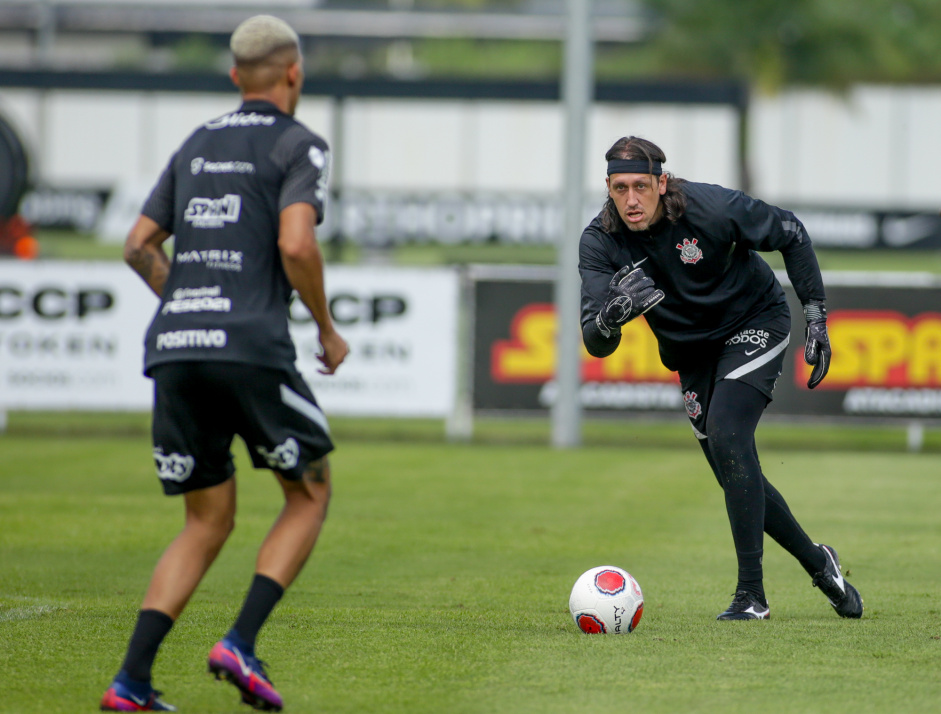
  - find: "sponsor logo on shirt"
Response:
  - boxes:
[174,249,243,272]
[190,157,256,175]
[183,194,241,229]
[161,285,232,315]
[676,237,703,264]
[309,146,331,203]
[204,112,276,130]
[155,329,227,350]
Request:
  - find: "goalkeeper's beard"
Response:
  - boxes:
[620,202,663,232]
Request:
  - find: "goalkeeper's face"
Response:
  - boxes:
[607,172,667,232]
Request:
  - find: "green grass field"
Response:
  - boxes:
[28,227,941,274]
[1,418,939,713]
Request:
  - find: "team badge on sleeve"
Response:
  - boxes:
[676,237,703,264]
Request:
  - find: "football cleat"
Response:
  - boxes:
[716,590,770,620]
[812,543,863,618]
[208,638,283,712]
[100,679,177,712]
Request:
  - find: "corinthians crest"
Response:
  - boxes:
[684,391,702,419]
[676,237,703,264]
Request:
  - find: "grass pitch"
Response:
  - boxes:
[1,420,939,713]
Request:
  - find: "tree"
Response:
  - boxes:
[630,0,941,89]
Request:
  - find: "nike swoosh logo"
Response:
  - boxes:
[745,605,769,618]
[745,348,761,355]
[127,693,148,706]
[824,548,845,594]
[235,649,254,678]
[633,257,648,267]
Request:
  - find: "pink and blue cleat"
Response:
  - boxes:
[208,637,283,711]
[100,674,176,712]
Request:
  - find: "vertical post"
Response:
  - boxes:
[446,267,475,442]
[906,421,924,453]
[326,95,346,262]
[36,0,56,66]
[552,0,593,448]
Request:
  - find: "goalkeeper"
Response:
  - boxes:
[579,136,862,621]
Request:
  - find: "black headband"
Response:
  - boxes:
[607,159,662,176]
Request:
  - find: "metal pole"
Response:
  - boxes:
[552,0,593,448]
[37,0,57,66]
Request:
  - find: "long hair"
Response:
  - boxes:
[600,136,687,232]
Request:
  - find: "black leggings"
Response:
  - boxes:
[699,379,824,587]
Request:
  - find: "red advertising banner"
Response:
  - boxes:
[473,272,941,420]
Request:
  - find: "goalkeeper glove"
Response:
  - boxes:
[595,265,665,338]
[803,300,831,390]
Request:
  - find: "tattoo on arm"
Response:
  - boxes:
[127,247,155,283]
[126,243,170,297]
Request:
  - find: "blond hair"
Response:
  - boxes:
[230,15,299,65]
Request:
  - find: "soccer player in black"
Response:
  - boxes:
[100,16,348,712]
[579,136,863,621]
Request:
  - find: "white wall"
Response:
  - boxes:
[2,83,938,212]
[749,85,941,210]
[0,87,739,195]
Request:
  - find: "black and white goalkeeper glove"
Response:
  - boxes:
[595,266,665,338]
[803,300,831,390]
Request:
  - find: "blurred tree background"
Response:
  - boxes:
[284,0,941,87]
[632,0,941,90]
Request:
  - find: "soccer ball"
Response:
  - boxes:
[569,565,644,634]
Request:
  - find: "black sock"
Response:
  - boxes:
[761,475,827,576]
[230,574,285,651]
[120,609,174,683]
[735,549,765,601]
[702,381,769,603]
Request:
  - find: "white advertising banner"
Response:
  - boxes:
[0,261,459,417]
[0,260,157,409]
[290,266,459,417]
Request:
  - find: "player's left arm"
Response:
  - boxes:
[279,202,348,375]
[274,130,348,374]
[726,190,830,388]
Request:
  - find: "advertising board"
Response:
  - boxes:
[0,262,459,417]
[292,266,459,417]
[473,271,941,420]
[0,261,156,409]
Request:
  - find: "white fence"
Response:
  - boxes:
[2,83,939,215]
[0,87,736,200]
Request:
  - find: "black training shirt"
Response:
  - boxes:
[139,100,330,374]
[579,181,825,371]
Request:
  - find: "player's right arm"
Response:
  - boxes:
[127,154,175,297]
[578,228,663,357]
[279,202,349,375]
[578,229,618,353]
[124,215,172,297]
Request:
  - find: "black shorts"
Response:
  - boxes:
[678,306,791,440]
[150,361,334,495]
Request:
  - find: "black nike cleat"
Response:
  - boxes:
[716,591,770,620]
[812,543,863,618]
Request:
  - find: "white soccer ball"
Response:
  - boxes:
[569,565,644,634]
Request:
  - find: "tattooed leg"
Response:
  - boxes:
[255,458,332,588]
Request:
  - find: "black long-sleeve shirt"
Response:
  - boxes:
[579,181,825,370]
